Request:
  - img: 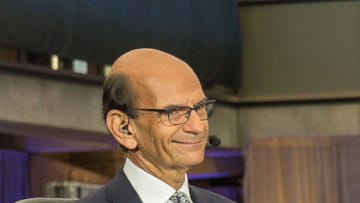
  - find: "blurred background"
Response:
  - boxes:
[0,0,359,203]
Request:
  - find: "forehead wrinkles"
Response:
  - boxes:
[133,68,205,107]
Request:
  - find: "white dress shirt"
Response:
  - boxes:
[123,158,193,203]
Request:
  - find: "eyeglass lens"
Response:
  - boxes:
[166,101,215,125]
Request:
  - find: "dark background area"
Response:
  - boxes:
[0,0,241,91]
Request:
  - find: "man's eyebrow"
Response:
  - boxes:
[161,98,209,109]
[197,98,209,104]
[161,104,185,109]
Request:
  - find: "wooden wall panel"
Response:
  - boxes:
[244,136,360,203]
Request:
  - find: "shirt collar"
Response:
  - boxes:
[123,158,192,203]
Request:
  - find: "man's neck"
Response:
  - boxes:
[128,154,189,189]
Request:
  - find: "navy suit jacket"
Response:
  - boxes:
[75,170,235,203]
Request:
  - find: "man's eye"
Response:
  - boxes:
[168,107,188,116]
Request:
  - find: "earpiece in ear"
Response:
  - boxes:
[121,120,132,135]
[121,126,132,135]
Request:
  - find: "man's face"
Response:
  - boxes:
[130,67,209,172]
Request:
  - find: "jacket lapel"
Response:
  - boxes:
[190,185,203,202]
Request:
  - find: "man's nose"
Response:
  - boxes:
[182,110,206,133]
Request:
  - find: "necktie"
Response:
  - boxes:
[168,191,191,203]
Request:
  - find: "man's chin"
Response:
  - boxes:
[184,155,205,168]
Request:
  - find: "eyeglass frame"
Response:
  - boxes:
[133,99,216,125]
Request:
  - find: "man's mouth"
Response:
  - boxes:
[171,139,203,145]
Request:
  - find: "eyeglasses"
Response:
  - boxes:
[134,99,216,125]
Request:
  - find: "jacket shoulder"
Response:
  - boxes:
[190,185,237,203]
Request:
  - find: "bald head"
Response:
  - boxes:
[102,48,206,124]
[110,48,196,79]
[108,48,204,107]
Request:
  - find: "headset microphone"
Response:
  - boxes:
[208,135,221,147]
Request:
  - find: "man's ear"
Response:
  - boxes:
[106,109,138,150]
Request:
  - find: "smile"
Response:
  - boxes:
[171,139,203,145]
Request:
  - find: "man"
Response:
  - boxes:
[76,48,235,203]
